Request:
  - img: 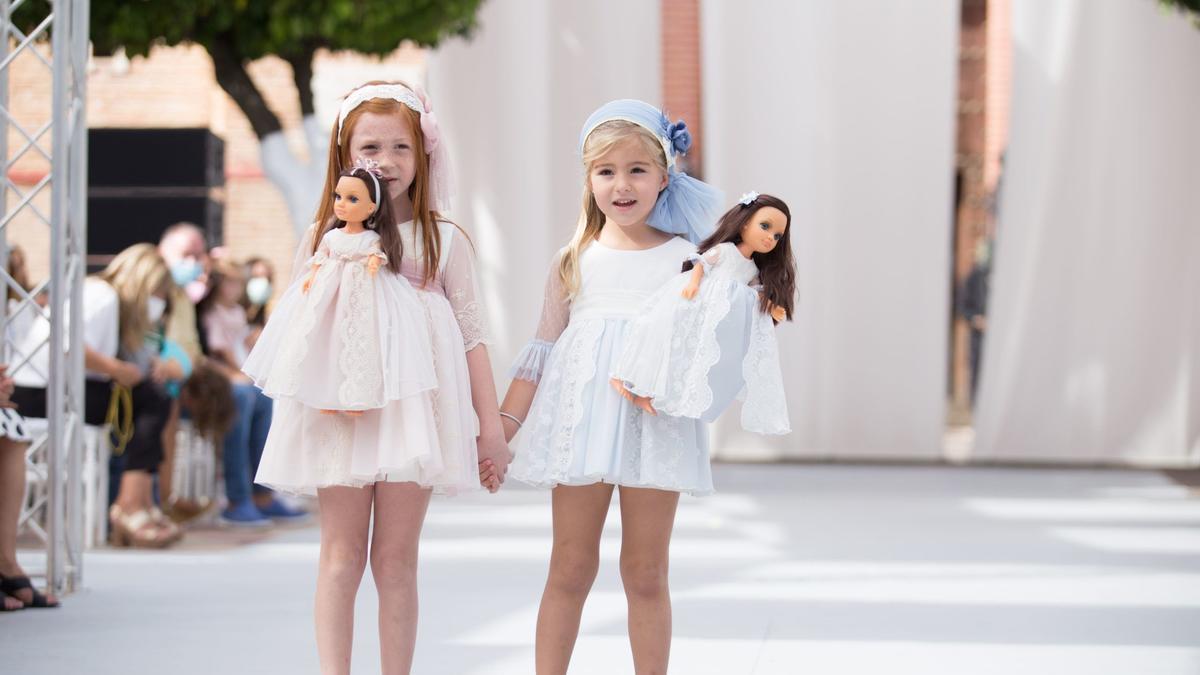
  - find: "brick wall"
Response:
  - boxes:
[661,0,703,177]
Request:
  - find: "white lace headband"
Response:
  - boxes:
[336,84,423,144]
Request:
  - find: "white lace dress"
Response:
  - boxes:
[508,236,714,496]
[611,241,790,435]
[252,220,489,496]
[243,227,435,410]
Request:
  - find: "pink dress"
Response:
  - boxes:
[251,220,489,495]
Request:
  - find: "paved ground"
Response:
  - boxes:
[4,463,1200,674]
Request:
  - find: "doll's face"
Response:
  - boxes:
[347,111,417,202]
[740,206,788,254]
[333,176,377,224]
[588,137,668,229]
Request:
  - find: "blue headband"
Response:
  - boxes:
[580,99,722,244]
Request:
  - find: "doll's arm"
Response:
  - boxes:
[681,264,705,300]
[303,240,330,292]
[758,286,788,323]
[682,246,720,300]
[367,241,387,277]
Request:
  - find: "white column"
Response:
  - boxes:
[701,1,960,460]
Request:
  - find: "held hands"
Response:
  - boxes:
[476,433,514,494]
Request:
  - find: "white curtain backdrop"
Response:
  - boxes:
[701,1,960,460]
[427,0,660,371]
[973,0,1200,466]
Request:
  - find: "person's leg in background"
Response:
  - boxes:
[220,382,271,527]
[247,387,306,521]
[111,379,180,547]
[0,436,55,609]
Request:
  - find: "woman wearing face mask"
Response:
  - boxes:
[12,244,182,548]
[241,257,274,350]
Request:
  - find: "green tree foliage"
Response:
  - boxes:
[1160,0,1200,27]
[16,0,483,136]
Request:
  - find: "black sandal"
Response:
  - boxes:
[0,574,60,609]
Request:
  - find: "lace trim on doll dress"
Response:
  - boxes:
[642,280,733,419]
[337,261,383,407]
[273,253,329,396]
[740,312,791,434]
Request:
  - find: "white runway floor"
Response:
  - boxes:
[4,463,1200,674]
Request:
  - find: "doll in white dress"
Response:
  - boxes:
[610,192,796,435]
[243,163,436,414]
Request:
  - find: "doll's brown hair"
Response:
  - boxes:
[685,194,796,321]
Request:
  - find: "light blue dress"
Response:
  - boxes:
[509,236,714,495]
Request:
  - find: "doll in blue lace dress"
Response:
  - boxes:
[610,192,796,435]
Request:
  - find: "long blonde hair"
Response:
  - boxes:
[315,80,448,286]
[558,120,668,297]
[95,243,171,352]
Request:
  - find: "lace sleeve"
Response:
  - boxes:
[688,244,723,270]
[442,227,492,351]
[368,238,388,264]
[509,251,570,383]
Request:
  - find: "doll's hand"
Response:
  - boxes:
[681,283,700,300]
[770,304,787,323]
[302,276,315,294]
[367,256,381,277]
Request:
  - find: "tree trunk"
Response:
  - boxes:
[207,37,321,238]
[208,36,283,138]
[285,47,317,118]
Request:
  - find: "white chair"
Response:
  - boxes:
[20,418,111,549]
[167,420,222,525]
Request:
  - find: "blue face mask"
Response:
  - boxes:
[246,277,272,305]
[170,259,202,287]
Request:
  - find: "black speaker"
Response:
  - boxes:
[87,128,225,267]
[89,128,224,189]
